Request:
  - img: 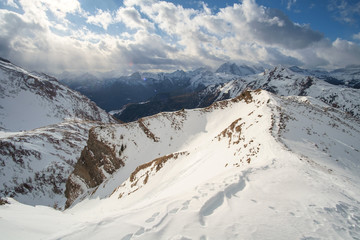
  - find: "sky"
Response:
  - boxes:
[0,0,360,76]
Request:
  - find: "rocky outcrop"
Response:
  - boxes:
[65,127,125,208]
[0,120,101,208]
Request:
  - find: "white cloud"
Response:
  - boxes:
[114,7,154,30]
[86,9,113,30]
[6,0,19,8]
[320,38,360,67]
[40,0,82,19]
[353,32,360,40]
[287,0,297,10]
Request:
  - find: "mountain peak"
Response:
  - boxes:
[216,62,261,76]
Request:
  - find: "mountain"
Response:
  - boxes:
[0,58,114,131]
[3,89,358,239]
[0,58,116,208]
[113,89,219,122]
[329,65,360,88]
[59,65,244,112]
[115,65,360,122]
[201,66,360,119]
[58,71,102,92]
[289,65,360,89]
[215,62,264,76]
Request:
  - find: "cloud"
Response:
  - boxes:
[6,0,19,9]
[287,0,297,10]
[0,10,47,56]
[328,0,360,24]
[114,7,154,30]
[317,38,360,67]
[0,0,359,75]
[86,9,113,30]
[354,32,360,40]
[214,1,323,50]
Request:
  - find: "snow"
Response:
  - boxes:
[1,90,359,239]
[0,60,114,131]
[0,120,103,207]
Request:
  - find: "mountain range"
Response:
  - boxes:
[0,58,359,239]
[91,63,359,122]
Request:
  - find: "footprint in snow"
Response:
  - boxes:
[121,233,133,240]
[145,212,160,223]
[135,227,145,236]
[181,200,191,211]
[169,208,179,214]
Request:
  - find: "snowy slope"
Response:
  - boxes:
[0,120,105,208]
[0,90,349,239]
[0,58,114,131]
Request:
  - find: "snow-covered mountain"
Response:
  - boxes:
[115,65,360,122]
[203,66,360,119]
[0,58,114,131]
[215,62,264,76]
[289,65,360,89]
[0,58,116,207]
[2,89,358,239]
[58,64,250,112]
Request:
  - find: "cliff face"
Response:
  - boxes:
[65,128,125,208]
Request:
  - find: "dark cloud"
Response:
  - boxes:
[250,8,324,49]
[0,11,46,59]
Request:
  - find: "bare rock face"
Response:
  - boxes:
[65,128,124,208]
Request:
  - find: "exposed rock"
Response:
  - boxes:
[65,127,125,208]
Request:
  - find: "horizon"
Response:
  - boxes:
[1,0,360,76]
